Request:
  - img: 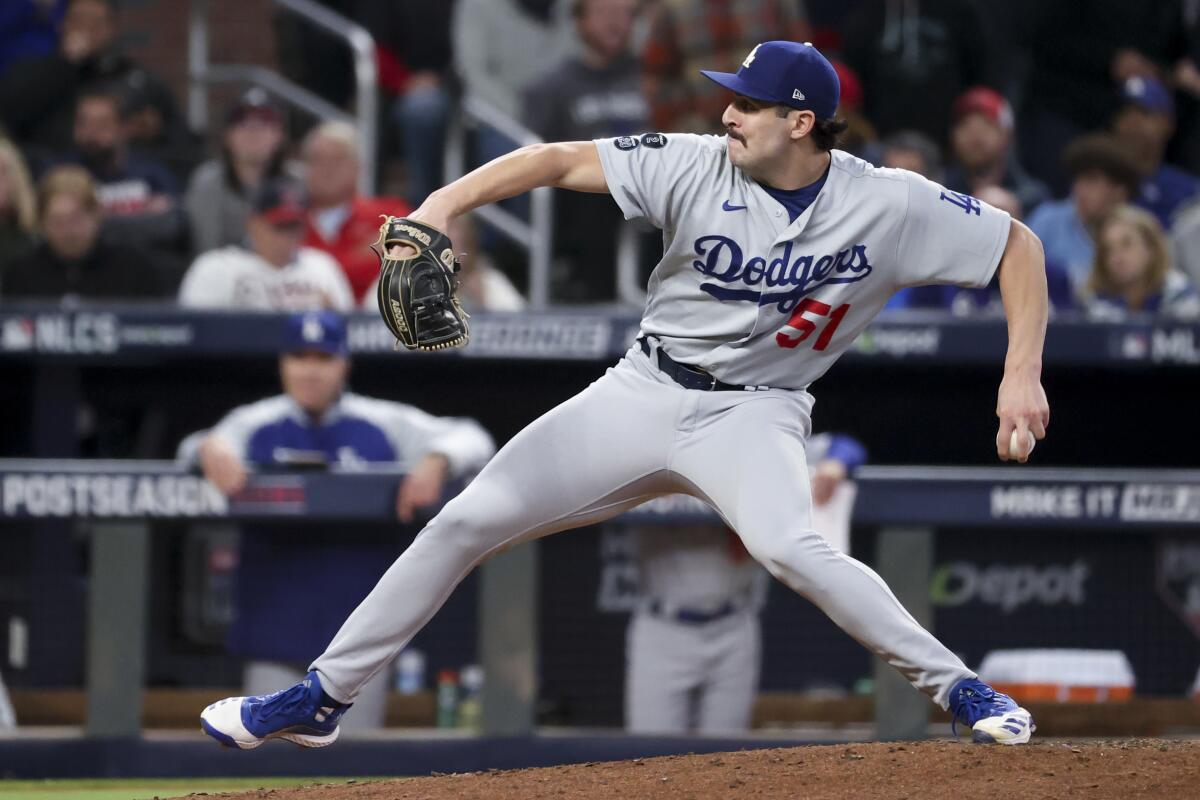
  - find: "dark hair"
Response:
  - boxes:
[775,106,848,151]
[881,129,944,178]
[76,85,128,121]
[1062,134,1142,196]
[811,117,849,152]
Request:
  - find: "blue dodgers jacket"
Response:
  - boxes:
[203,392,495,663]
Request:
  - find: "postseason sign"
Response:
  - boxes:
[0,470,227,518]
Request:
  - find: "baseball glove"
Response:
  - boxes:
[372,216,470,352]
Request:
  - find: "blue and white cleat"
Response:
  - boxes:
[200,670,351,750]
[949,677,1035,745]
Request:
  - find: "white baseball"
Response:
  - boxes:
[1009,429,1035,460]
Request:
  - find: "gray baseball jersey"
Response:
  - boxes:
[597,134,1011,389]
[309,138,1005,716]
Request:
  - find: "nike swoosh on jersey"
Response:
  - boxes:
[722,200,748,211]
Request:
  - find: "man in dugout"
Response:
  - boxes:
[179,310,494,730]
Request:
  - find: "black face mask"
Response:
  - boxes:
[78,143,118,172]
[515,0,556,21]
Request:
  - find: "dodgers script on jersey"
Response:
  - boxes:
[596,133,1012,389]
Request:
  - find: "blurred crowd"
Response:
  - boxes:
[0,0,1199,320]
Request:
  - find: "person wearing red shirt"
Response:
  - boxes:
[301,120,410,301]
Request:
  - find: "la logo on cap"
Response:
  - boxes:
[302,316,324,342]
[742,44,760,69]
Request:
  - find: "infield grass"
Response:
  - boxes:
[0,777,385,800]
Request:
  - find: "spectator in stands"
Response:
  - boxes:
[451,0,575,246]
[0,0,66,75]
[642,0,809,134]
[452,0,575,138]
[0,136,37,285]
[1111,76,1200,229]
[830,59,876,160]
[1081,204,1200,320]
[1172,199,1200,288]
[365,214,525,314]
[625,432,864,734]
[185,310,496,730]
[2,165,164,300]
[118,65,203,186]
[879,130,943,182]
[357,1,457,207]
[301,121,409,303]
[1172,14,1200,175]
[0,0,185,159]
[523,0,649,302]
[62,85,188,268]
[1019,0,1186,195]
[1027,134,1143,290]
[944,87,1048,217]
[179,177,353,311]
[447,215,526,312]
[976,186,1023,220]
[841,0,989,143]
[185,89,291,255]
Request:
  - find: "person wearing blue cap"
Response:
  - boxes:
[1112,75,1200,229]
[205,39,1050,749]
[186,310,494,731]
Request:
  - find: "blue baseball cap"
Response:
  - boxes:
[700,40,840,119]
[1120,75,1174,116]
[283,310,348,356]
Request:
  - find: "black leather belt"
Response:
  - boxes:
[638,336,749,392]
[648,600,738,625]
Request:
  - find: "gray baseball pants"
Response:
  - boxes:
[626,610,760,734]
[311,343,973,710]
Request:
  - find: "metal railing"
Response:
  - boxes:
[187,0,378,194]
[443,96,555,309]
[445,97,656,310]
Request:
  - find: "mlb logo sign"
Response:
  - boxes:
[1,318,34,352]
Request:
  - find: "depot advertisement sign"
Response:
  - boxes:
[932,560,1090,614]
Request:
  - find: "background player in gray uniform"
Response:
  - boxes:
[203,40,1050,749]
[626,432,865,735]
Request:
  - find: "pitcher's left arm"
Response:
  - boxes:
[995,220,1050,463]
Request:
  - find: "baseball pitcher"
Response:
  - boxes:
[203,41,1048,749]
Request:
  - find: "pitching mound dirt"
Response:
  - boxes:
[204,739,1200,800]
